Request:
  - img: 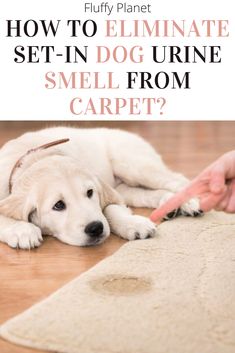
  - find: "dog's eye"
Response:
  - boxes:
[52,200,66,211]
[87,189,93,198]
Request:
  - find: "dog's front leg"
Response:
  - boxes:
[0,215,42,249]
[104,204,156,241]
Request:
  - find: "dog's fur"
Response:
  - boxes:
[0,127,200,249]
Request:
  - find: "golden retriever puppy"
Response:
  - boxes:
[0,127,201,249]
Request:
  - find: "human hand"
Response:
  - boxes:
[150,151,235,223]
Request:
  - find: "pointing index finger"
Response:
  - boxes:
[150,178,208,222]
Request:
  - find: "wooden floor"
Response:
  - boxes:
[0,121,235,353]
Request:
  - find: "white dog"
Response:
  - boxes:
[0,127,201,249]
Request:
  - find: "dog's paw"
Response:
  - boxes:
[159,193,203,221]
[158,192,181,220]
[180,198,203,217]
[123,216,156,241]
[163,208,181,220]
[6,222,43,249]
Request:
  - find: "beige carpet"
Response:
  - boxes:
[1,212,235,353]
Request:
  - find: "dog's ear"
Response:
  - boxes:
[94,178,123,210]
[0,193,36,221]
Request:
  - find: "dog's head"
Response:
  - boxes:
[0,155,122,246]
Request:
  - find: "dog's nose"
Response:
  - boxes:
[85,221,104,237]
